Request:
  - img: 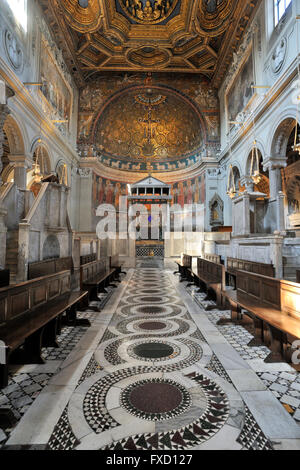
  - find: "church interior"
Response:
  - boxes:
[1,0,300,452]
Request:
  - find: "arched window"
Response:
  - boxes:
[6,0,27,32]
[274,0,292,27]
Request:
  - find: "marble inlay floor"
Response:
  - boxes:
[2,263,300,450]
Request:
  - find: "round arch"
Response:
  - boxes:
[243,139,266,175]
[3,114,27,155]
[269,114,296,160]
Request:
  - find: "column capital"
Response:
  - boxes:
[240,175,254,192]
[263,156,287,171]
[8,154,32,168]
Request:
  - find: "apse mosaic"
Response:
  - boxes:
[93,87,203,163]
[78,73,219,172]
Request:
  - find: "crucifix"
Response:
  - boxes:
[138,100,160,145]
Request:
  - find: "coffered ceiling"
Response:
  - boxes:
[38,0,261,88]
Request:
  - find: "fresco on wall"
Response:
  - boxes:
[227,48,254,122]
[92,173,205,211]
[170,174,206,208]
[40,35,72,126]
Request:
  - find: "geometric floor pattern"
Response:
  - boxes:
[185,284,300,427]
[2,265,300,450]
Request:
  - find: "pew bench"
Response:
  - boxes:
[174,254,192,281]
[226,270,300,363]
[80,253,97,265]
[81,259,117,302]
[226,257,275,289]
[110,255,126,279]
[28,257,73,280]
[0,270,89,389]
[190,258,226,309]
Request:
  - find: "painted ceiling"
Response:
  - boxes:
[38,0,261,88]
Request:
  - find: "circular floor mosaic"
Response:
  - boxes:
[118,303,185,318]
[120,378,192,421]
[129,340,179,361]
[138,321,167,331]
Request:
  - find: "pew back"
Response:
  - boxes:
[80,259,106,285]
[197,257,225,285]
[203,253,221,264]
[0,270,71,324]
[227,257,275,278]
[110,255,120,268]
[180,254,192,268]
[28,257,73,280]
[80,254,97,265]
[236,270,300,320]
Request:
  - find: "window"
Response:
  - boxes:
[274,0,292,26]
[7,0,27,32]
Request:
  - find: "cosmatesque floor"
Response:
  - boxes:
[1,262,300,451]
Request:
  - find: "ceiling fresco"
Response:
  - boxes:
[38,0,261,87]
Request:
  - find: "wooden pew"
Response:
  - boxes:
[0,271,88,389]
[297,270,300,284]
[28,257,73,280]
[203,253,222,264]
[218,257,276,325]
[0,269,9,288]
[80,253,97,265]
[110,255,126,278]
[226,257,275,289]
[80,259,117,302]
[174,254,192,280]
[229,270,300,363]
[192,257,226,309]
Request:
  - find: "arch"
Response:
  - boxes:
[30,138,54,172]
[32,145,52,175]
[42,234,60,260]
[209,193,224,227]
[3,114,26,155]
[231,166,241,191]
[243,139,266,175]
[55,159,68,185]
[270,115,296,160]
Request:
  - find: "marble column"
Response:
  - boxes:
[0,104,10,269]
[9,155,32,190]
[17,222,30,283]
[263,156,286,200]
[264,157,287,232]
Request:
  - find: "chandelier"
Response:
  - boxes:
[249,140,262,185]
